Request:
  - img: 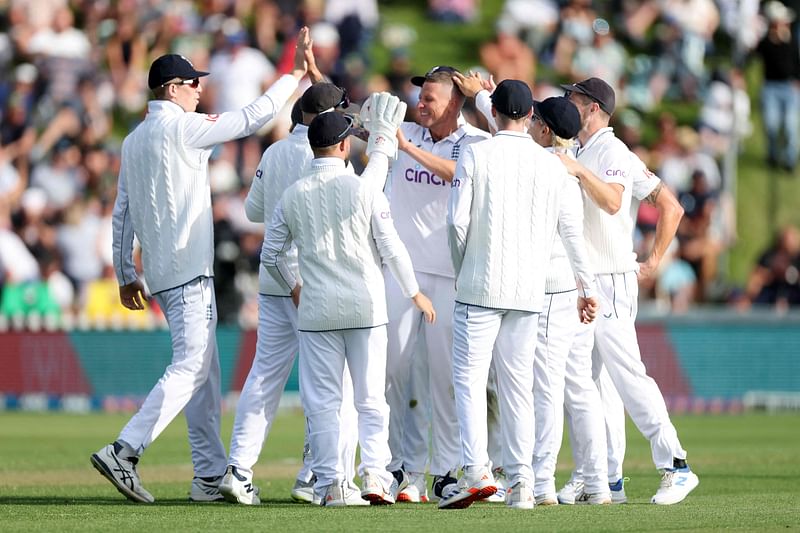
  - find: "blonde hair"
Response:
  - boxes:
[552,134,576,152]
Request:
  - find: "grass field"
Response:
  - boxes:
[1,411,798,532]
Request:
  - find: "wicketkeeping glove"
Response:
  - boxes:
[362,92,407,159]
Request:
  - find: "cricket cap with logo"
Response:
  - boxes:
[560,77,616,115]
[491,79,533,119]
[148,54,209,90]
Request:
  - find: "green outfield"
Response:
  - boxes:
[1,411,798,532]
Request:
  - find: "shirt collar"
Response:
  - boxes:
[579,126,614,153]
[495,130,531,139]
[311,156,346,169]
[147,99,186,115]
[422,123,467,144]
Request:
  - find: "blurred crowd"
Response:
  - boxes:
[0,0,798,330]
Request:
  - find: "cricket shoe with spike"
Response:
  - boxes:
[90,442,154,503]
[438,466,497,510]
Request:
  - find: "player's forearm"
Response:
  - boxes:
[401,143,457,182]
[648,186,684,267]
[574,166,622,214]
[474,90,498,134]
[361,152,390,189]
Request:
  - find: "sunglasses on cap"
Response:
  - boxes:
[162,78,200,89]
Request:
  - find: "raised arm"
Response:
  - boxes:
[183,27,313,148]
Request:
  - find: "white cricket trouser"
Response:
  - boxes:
[402,333,432,474]
[486,361,502,472]
[593,272,686,472]
[118,276,226,477]
[533,290,610,496]
[385,271,459,477]
[452,303,538,487]
[228,294,358,484]
[299,326,393,490]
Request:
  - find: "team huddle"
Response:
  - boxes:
[89,28,699,510]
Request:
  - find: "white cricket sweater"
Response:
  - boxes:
[576,127,638,275]
[447,131,595,313]
[262,157,419,331]
[544,148,589,294]
[112,74,298,293]
[245,124,311,296]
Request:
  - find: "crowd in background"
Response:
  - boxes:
[0,0,799,330]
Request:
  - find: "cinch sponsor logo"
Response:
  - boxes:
[451,178,461,188]
[255,169,263,180]
[605,169,626,177]
[380,211,391,219]
[405,167,446,186]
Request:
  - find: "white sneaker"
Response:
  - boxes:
[438,466,497,510]
[360,471,398,505]
[481,467,507,503]
[343,481,370,506]
[320,481,347,507]
[506,481,535,510]
[609,477,628,504]
[397,472,428,503]
[651,468,699,505]
[219,465,261,505]
[290,475,316,503]
[576,491,612,505]
[557,478,584,505]
[535,493,559,506]
[90,443,154,503]
[189,476,224,502]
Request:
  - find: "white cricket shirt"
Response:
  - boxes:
[386,121,490,279]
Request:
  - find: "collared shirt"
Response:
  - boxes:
[386,121,489,279]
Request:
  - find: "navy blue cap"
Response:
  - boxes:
[308,112,353,148]
[533,97,581,139]
[560,77,616,115]
[148,54,209,89]
[300,83,349,113]
[491,79,532,119]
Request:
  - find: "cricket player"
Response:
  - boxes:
[385,65,490,502]
[219,82,366,506]
[557,77,698,505]
[442,80,598,510]
[91,30,313,503]
[526,96,612,505]
[262,98,436,506]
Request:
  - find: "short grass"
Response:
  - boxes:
[1,412,799,532]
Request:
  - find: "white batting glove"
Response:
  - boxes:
[362,92,407,159]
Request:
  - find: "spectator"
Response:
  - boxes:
[744,225,800,310]
[755,0,800,171]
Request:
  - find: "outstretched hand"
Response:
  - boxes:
[292,27,311,77]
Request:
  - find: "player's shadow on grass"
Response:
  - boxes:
[0,497,323,507]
